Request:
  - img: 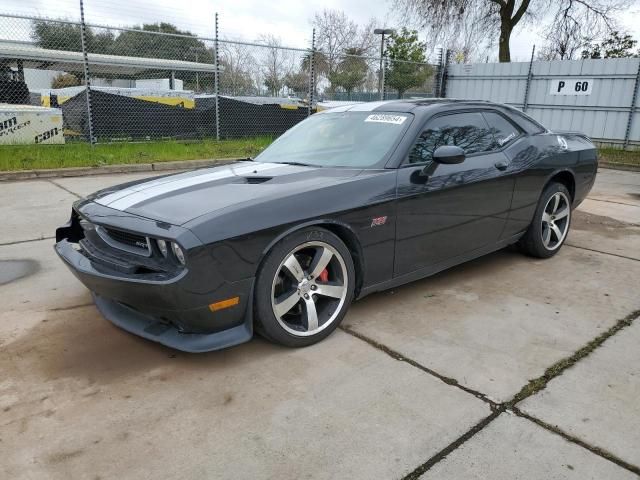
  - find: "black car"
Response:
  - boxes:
[55,99,598,352]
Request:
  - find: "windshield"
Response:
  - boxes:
[254,111,412,168]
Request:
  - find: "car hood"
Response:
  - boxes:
[89,161,363,225]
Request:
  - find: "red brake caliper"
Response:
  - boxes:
[318,268,329,283]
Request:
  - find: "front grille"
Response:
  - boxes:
[96,226,151,257]
[104,228,149,250]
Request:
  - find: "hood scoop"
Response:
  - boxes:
[239,176,272,184]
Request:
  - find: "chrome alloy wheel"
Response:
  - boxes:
[541,191,571,250]
[271,241,348,337]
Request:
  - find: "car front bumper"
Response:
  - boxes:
[55,239,254,353]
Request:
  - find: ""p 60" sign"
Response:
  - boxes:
[549,78,593,96]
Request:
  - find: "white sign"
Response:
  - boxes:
[0,106,65,145]
[365,114,407,125]
[549,78,593,96]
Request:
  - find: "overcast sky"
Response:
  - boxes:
[3,0,640,61]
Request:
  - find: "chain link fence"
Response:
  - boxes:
[0,9,444,146]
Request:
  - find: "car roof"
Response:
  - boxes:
[322,98,508,114]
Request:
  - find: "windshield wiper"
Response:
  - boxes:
[277,161,315,167]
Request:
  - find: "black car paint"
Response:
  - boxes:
[55,99,597,352]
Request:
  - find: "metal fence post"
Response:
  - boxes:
[214,12,220,141]
[434,47,444,97]
[623,58,640,150]
[78,0,95,145]
[439,49,451,98]
[381,55,387,100]
[307,28,315,117]
[523,44,535,112]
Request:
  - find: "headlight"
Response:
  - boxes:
[157,239,168,257]
[172,243,186,265]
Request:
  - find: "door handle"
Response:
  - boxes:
[494,160,509,171]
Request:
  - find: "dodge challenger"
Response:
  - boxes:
[55,99,598,352]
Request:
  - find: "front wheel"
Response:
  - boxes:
[518,182,572,258]
[254,227,355,347]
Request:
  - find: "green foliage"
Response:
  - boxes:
[581,31,639,59]
[32,21,85,52]
[0,137,274,172]
[110,23,213,63]
[31,20,213,90]
[328,48,368,95]
[384,28,431,97]
[284,71,309,96]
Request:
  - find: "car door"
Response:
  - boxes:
[394,110,517,276]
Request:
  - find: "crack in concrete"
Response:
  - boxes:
[47,179,82,199]
[48,302,94,312]
[0,236,55,247]
[507,310,640,406]
[339,325,499,409]
[343,308,640,477]
[587,197,640,208]
[512,408,640,476]
[566,244,640,262]
[400,409,505,480]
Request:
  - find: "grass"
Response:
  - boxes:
[0,137,274,172]
[598,147,640,168]
[1,138,638,172]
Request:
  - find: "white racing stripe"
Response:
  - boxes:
[96,162,282,211]
[320,100,397,113]
[346,100,398,111]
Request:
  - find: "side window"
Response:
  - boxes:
[407,112,494,164]
[483,111,521,148]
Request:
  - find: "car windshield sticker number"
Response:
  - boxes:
[365,114,406,125]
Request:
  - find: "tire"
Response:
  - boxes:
[518,182,572,258]
[254,227,356,347]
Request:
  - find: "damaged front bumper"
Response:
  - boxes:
[54,204,254,353]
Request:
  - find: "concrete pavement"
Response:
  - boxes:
[1,168,639,479]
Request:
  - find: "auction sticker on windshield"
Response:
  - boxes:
[364,114,407,125]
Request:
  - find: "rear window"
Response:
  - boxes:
[509,109,545,134]
[483,111,521,147]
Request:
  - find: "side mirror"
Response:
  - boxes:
[433,145,465,164]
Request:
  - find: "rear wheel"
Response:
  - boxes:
[254,227,355,347]
[518,182,572,258]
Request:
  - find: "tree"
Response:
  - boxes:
[581,31,638,58]
[393,0,630,62]
[111,23,213,63]
[32,20,213,90]
[384,28,432,98]
[32,20,115,54]
[219,43,257,95]
[312,9,359,76]
[311,9,379,86]
[284,71,309,96]
[537,27,585,60]
[328,48,368,96]
[257,34,295,96]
